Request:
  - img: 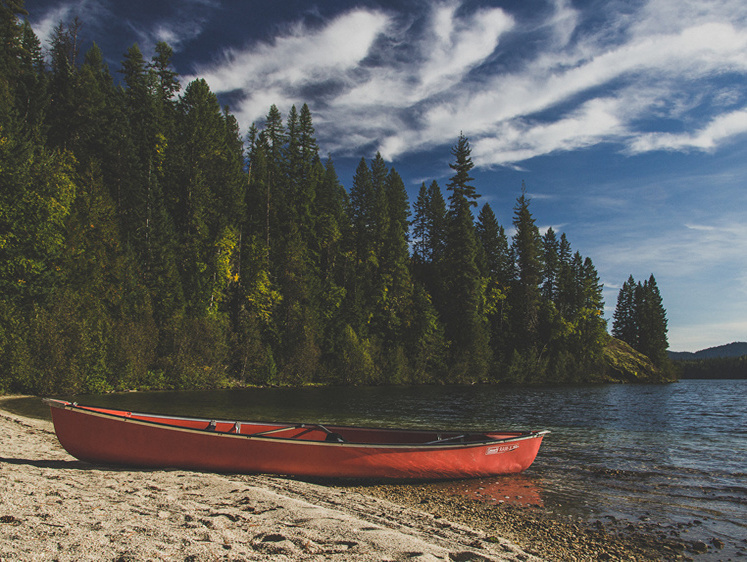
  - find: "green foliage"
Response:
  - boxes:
[0,4,670,394]
[612,274,671,373]
[603,337,674,383]
[509,184,543,351]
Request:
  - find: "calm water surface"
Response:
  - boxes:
[6,380,746,559]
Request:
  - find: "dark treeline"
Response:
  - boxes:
[675,357,747,380]
[1,4,664,394]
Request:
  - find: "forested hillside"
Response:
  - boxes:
[1,4,669,394]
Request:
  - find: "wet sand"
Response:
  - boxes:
[0,404,709,561]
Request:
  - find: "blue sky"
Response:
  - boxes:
[27,0,747,351]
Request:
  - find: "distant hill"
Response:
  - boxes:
[669,342,747,361]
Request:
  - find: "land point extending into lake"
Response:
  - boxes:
[1,393,737,562]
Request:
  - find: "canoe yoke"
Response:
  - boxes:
[203,419,348,442]
[425,433,467,444]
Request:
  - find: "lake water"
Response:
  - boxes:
[6,379,746,560]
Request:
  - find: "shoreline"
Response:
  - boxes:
[1,406,706,561]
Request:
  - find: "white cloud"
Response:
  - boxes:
[598,220,747,279]
[183,0,747,164]
[404,19,747,163]
[628,108,747,153]
[190,2,514,154]
[190,9,391,127]
[472,97,625,166]
[335,4,512,110]
[30,4,75,47]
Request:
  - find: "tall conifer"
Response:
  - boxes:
[510,185,543,350]
[443,135,489,380]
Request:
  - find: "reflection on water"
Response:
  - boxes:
[433,474,544,507]
[4,380,747,560]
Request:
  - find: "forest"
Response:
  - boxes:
[675,357,747,380]
[0,3,673,395]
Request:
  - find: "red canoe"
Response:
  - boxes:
[45,399,548,480]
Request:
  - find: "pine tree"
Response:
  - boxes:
[170,79,244,314]
[16,20,47,139]
[636,274,669,367]
[542,227,560,302]
[412,183,431,265]
[46,19,83,151]
[476,203,500,277]
[555,233,575,318]
[376,167,413,351]
[613,274,669,369]
[612,275,637,346]
[446,133,479,207]
[573,256,607,353]
[150,41,180,104]
[510,184,543,351]
[0,1,28,111]
[442,135,489,380]
[476,203,512,369]
[298,104,318,177]
[411,180,447,299]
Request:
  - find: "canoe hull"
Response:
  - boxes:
[47,400,546,480]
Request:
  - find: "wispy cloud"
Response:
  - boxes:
[596,220,747,280]
[31,0,213,59]
[192,1,514,154]
[30,3,75,47]
[628,108,747,153]
[30,0,111,49]
[189,0,747,167]
[189,9,392,129]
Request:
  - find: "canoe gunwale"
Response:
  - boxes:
[43,398,549,450]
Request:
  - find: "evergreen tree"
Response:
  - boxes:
[411,180,447,304]
[376,168,413,352]
[170,78,244,315]
[446,133,479,207]
[442,135,489,380]
[476,203,501,277]
[613,274,669,370]
[150,41,180,104]
[612,275,637,346]
[298,104,318,177]
[571,256,607,357]
[476,203,512,370]
[411,183,431,265]
[636,274,669,368]
[542,227,560,302]
[509,185,543,351]
[46,18,83,151]
[16,19,47,139]
[0,1,28,112]
[555,233,575,318]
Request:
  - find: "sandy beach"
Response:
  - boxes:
[1,402,712,561]
[0,407,542,561]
